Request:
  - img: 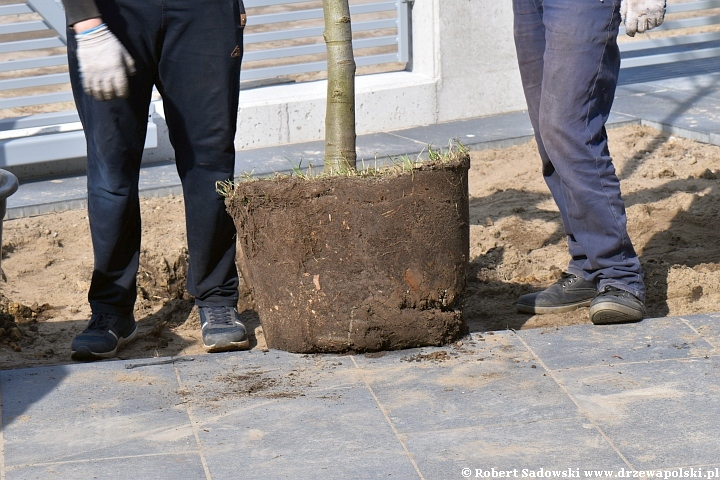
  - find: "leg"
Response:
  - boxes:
[512,0,588,277]
[68,0,161,316]
[157,0,249,351]
[68,0,163,359]
[512,0,598,314]
[157,0,243,308]
[537,0,644,302]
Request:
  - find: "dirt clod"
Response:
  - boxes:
[402,350,450,363]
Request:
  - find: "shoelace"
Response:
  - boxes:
[204,307,235,326]
[86,313,112,331]
[601,286,627,297]
[557,273,577,288]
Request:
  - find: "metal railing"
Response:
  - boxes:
[0,0,411,116]
[0,0,71,116]
[0,0,412,171]
[620,0,720,69]
[242,0,410,83]
[0,0,411,170]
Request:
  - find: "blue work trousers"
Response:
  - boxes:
[513,0,645,301]
[67,0,244,316]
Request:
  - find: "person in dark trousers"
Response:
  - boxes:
[512,0,666,324]
[62,0,250,360]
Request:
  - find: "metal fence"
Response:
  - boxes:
[0,0,411,117]
[0,0,411,169]
[2,0,719,170]
[0,0,71,119]
[242,0,410,84]
[619,0,720,69]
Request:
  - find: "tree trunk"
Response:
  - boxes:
[323,0,357,172]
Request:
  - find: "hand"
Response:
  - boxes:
[75,24,136,100]
[621,0,667,37]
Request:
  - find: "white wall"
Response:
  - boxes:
[433,0,526,121]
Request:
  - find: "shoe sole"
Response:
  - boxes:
[516,298,593,314]
[204,337,251,353]
[589,301,644,325]
[71,327,139,361]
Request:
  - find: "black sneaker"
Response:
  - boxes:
[516,273,596,314]
[199,306,250,352]
[71,313,138,361]
[589,286,645,325]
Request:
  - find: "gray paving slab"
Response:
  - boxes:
[0,361,196,468]
[607,112,641,128]
[6,106,640,220]
[618,72,720,102]
[518,317,717,371]
[680,313,720,350]
[618,57,720,86]
[389,111,637,153]
[554,356,720,469]
[402,417,628,477]
[612,88,720,145]
[356,131,430,161]
[5,160,185,219]
[351,332,578,435]
[234,132,431,178]
[6,174,88,218]
[235,140,325,177]
[1,111,538,220]
[388,111,536,150]
[174,350,420,480]
[5,453,207,480]
[0,99,649,221]
[615,82,668,97]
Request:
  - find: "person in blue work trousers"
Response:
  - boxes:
[513,0,666,324]
[62,0,250,360]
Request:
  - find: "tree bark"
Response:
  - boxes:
[323,0,357,172]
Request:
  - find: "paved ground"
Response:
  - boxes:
[2,69,720,479]
[1,315,719,479]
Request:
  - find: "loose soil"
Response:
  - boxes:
[1,124,719,369]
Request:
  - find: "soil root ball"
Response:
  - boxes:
[226,156,471,353]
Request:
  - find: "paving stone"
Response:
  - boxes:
[618,58,720,87]
[0,361,194,467]
[612,89,720,142]
[619,71,720,102]
[390,111,535,150]
[351,332,577,434]
[402,417,628,477]
[554,356,720,469]
[518,317,716,371]
[174,350,419,480]
[680,313,720,350]
[4,452,206,480]
[615,82,667,97]
[235,140,325,177]
[356,131,430,160]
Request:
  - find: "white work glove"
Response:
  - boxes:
[75,24,136,101]
[621,0,667,37]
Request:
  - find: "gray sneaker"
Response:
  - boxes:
[516,273,596,314]
[199,306,250,352]
[589,286,645,325]
[71,313,137,361]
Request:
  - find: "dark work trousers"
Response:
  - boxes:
[67,0,244,316]
[512,0,645,301]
